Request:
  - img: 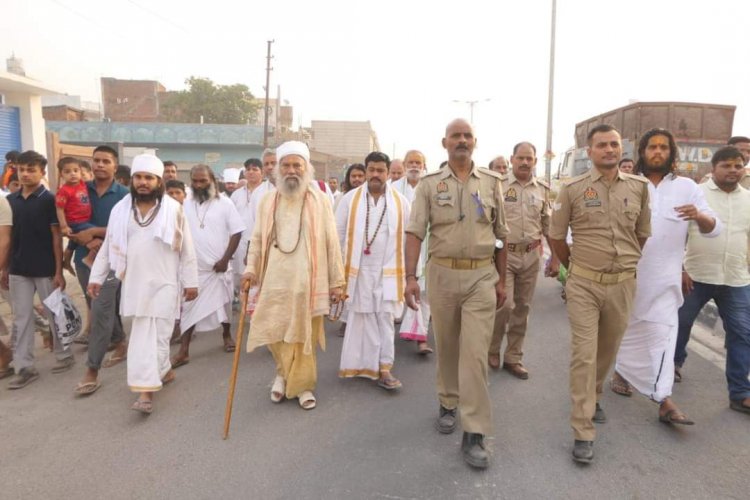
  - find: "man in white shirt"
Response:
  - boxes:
[612,129,719,425]
[675,146,750,415]
[172,165,245,367]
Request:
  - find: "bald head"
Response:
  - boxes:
[443,118,476,165]
[445,118,473,137]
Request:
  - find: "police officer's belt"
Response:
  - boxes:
[506,240,541,253]
[569,263,636,284]
[432,257,493,270]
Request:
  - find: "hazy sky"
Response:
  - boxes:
[5,0,749,173]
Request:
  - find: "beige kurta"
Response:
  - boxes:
[245,186,345,355]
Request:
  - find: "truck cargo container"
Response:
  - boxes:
[555,102,736,187]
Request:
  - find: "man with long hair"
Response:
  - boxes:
[612,128,718,426]
[88,155,198,413]
[172,164,244,367]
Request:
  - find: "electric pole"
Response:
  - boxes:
[263,40,274,148]
[544,0,557,185]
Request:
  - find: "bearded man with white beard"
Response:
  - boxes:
[392,150,434,354]
[243,141,345,410]
[172,164,245,368]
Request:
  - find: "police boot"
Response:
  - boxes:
[461,432,489,469]
[572,440,594,464]
[435,405,457,434]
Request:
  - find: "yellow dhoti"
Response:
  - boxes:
[267,318,323,398]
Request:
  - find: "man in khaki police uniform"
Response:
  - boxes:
[489,142,559,378]
[405,118,508,469]
[549,124,651,464]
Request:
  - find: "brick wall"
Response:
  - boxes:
[101,78,166,122]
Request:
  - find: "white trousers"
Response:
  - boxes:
[126,316,173,392]
[615,319,677,402]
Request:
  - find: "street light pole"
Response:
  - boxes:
[544,0,557,185]
[263,40,274,149]
[453,98,490,125]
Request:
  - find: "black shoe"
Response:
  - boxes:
[435,405,457,434]
[461,432,489,469]
[572,440,594,464]
[8,367,40,390]
[593,402,606,423]
[729,399,750,414]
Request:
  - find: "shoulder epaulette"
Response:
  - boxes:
[621,172,649,184]
[423,170,443,178]
[536,178,550,189]
[563,172,589,186]
[477,167,504,180]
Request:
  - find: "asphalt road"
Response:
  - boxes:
[1,276,747,499]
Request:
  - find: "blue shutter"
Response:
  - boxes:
[0,105,22,160]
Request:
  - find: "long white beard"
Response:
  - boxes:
[278,174,307,199]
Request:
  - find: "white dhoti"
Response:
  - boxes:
[182,195,247,333]
[614,175,720,403]
[335,185,409,379]
[340,311,396,378]
[615,319,677,402]
[180,269,232,333]
[88,194,199,394]
[127,316,174,392]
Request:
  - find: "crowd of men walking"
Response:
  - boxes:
[0,119,748,469]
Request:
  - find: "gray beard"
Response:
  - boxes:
[193,183,217,203]
[278,176,305,198]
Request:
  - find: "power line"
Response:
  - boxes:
[124,0,190,34]
[48,0,129,42]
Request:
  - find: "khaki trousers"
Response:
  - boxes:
[565,273,636,441]
[267,317,323,399]
[490,250,540,363]
[427,261,498,436]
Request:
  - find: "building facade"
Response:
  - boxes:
[101,77,166,122]
[307,120,380,165]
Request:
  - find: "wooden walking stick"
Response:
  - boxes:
[223,285,250,439]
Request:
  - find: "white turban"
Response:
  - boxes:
[131,154,164,178]
[276,141,310,165]
[222,168,240,183]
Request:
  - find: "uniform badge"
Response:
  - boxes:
[437,181,448,193]
[504,187,518,202]
[583,187,601,207]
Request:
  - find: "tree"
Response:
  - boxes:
[160,76,260,124]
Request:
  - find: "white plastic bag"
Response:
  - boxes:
[43,288,83,347]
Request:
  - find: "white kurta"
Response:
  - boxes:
[181,195,245,333]
[336,189,409,378]
[616,174,721,401]
[230,185,259,286]
[90,201,198,391]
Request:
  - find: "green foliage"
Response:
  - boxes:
[161,76,260,124]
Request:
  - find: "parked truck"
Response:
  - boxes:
[554,101,736,188]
